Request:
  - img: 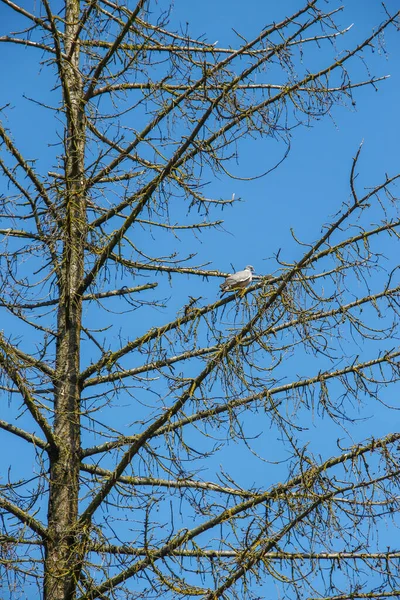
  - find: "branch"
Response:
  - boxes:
[91,75,389,98]
[0,123,58,220]
[0,283,157,311]
[0,156,61,270]
[0,419,48,450]
[203,469,400,600]
[0,339,56,448]
[84,544,400,560]
[0,496,48,539]
[88,251,227,278]
[85,9,398,236]
[76,433,400,600]
[0,534,42,546]
[0,228,43,241]
[310,591,400,600]
[80,462,253,496]
[0,36,55,53]
[84,0,148,101]
[152,348,400,440]
[0,334,55,380]
[75,149,389,496]
[82,345,217,391]
[83,7,352,59]
[81,284,400,394]
[86,1,318,195]
[0,0,52,31]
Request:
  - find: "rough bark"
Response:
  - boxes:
[44,1,86,598]
[0,3,399,600]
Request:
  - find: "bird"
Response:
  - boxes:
[219,265,255,296]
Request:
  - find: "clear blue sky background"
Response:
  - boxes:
[1,1,398,275]
[0,1,399,598]
[173,0,400,268]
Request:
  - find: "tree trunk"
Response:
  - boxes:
[44,1,86,598]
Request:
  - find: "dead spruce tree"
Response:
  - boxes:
[0,2,400,599]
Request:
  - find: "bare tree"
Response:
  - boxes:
[0,1,400,599]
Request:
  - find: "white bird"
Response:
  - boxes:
[220,265,255,296]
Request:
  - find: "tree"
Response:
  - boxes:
[0,1,400,599]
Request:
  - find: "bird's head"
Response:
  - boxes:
[245,265,255,273]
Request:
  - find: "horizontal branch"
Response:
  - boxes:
[91,252,228,278]
[82,284,400,392]
[310,590,400,600]
[91,75,389,98]
[86,1,319,207]
[0,228,43,241]
[153,348,400,440]
[0,496,48,539]
[0,36,55,53]
[0,534,42,546]
[0,283,157,311]
[77,432,400,600]
[0,419,48,450]
[83,15,351,60]
[82,345,216,391]
[80,462,252,496]
[99,0,340,55]
[85,544,400,560]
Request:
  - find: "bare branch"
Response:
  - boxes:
[0,419,48,450]
[76,433,400,599]
[0,496,48,540]
[0,338,56,448]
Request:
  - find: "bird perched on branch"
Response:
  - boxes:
[220,265,255,296]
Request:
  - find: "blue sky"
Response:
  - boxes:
[178,0,400,272]
[1,1,398,274]
[0,1,400,598]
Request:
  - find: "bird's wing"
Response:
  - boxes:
[234,269,250,281]
[221,270,251,290]
[220,274,239,288]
